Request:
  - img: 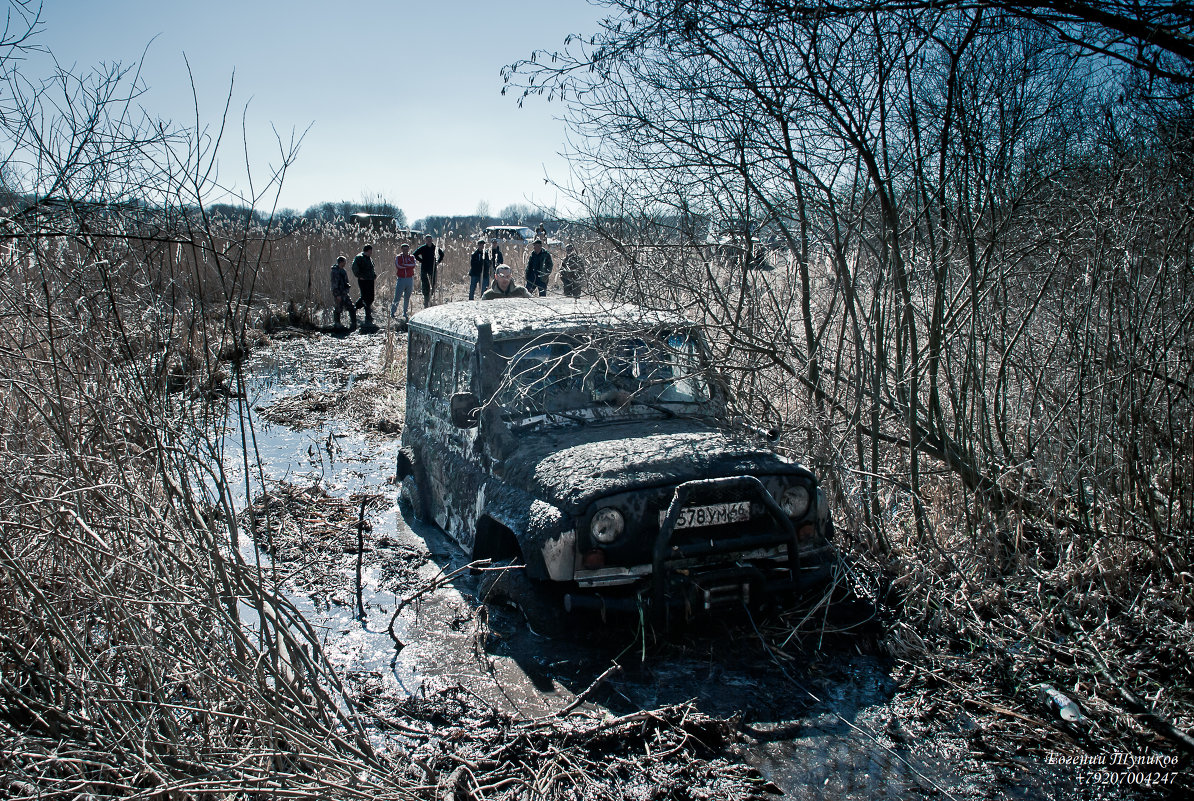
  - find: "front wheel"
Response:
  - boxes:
[478,563,564,638]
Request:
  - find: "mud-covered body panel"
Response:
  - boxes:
[501,419,813,516]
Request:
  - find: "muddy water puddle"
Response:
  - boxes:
[217,326,1094,800]
[219,327,590,715]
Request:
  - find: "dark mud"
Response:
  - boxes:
[223,323,1183,801]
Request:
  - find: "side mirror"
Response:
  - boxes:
[450,392,481,429]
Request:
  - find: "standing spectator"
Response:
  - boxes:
[482,265,531,299]
[468,240,488,300]
[351,244,377,325]
[414,235,444,308]
[525,239,553,296]
[535,221,547,240]
[330,255,357,329]
[489,237,504,276]
[392,242,417,318]
[559,243,585,297]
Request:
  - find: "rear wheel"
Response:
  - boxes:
[400,473,429,522]
[397,448,431,522]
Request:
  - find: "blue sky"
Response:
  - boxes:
[35,0,608,222]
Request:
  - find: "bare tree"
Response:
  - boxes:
[507,3,1102,518]
[505,0,1194,754]
[711,1,1194,87]
[0,7,414,794]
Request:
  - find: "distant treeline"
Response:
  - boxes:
[210,200,560,238]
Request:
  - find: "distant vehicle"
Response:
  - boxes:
[706,219,785,269]
[483,225,562,247]
[348,212,398,231]
[345,213,423,241]
[346,208,420,236]
[396,298,837,626]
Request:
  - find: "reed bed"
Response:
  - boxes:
[0,216,430,797]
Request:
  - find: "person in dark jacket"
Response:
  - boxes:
[524,239,553,296]
[559,243,584,297]
[489,238,504,274]
[482,265,531,299]
[468,240,488,300]
[330,255,357,329]
[413,235,444,308]
[351,244,377,324]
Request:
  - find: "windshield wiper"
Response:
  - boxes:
[628,400,675,418]
[548,410,588,425]
[594,391,678,420]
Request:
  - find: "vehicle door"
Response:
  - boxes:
[424,337,482,541]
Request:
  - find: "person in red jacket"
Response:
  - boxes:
[391,242,417,318]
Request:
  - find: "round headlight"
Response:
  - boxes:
[590,507,625,544]
[781,486,810,518]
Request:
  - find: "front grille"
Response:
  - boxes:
[593,476,806,565]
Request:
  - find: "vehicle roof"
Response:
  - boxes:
[408,298,694,343]
[484,225,534,231]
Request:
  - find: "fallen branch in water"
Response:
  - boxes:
[386,559,490,650]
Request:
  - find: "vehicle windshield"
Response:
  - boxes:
[487,227,536,241]
[493,330,717,423]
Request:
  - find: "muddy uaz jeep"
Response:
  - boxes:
[396,298,835,620]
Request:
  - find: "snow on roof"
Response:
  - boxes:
[408,298,693,342]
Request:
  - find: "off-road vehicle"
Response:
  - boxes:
[705,218,783,269]
[483,225,561,247]
[396,298,835,621]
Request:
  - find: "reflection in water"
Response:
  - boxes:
[217,334,412,688]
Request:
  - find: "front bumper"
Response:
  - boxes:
[564,547,836,614]
[564,475,835,617]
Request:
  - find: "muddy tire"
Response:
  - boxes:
[478,564,565,638]
[397,447,431,522]
[400,474,429,522]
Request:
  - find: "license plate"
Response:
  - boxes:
[662,501,751,529]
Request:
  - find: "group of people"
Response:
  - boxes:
[471,239,585,300]
[329,235,585,329]
[329,236,443,328]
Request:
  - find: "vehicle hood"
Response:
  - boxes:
[499,418,809,515]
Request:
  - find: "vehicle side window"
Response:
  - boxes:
[453,344,473,393]
[430,340,454,398]
[660,332,710,401]
[408,331,432,392]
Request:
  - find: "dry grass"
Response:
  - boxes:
[3,167,1187,797]
[0,214,446,796]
